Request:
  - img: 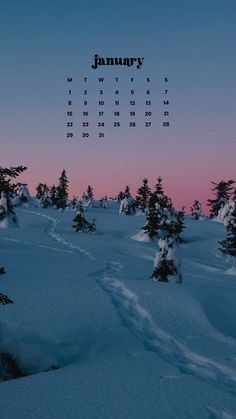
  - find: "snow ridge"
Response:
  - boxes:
[23,210,94,260]
[93,262,236,395]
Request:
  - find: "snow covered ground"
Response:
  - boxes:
[0,204,236,419]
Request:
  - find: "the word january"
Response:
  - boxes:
[91,54,144,69]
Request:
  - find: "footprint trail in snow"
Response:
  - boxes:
[23,210,94,260]
[92,262,236,396]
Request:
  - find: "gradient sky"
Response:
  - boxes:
[1,0,236,211]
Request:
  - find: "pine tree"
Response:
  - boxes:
[136,178,151,213]
[56,170,69,210]
[143,177,173,240]
[36,183,49,200]
[208,180,235,218]
[151,236,182,283]
[14,183,30,204]
[99,196,108,208]
[124,186,131,198]
[219,204,236,268]
[117,191,125,201]
[73,212,96,233]
[0,166,27,224]
[50,185,57,207]
[118,186,136,215]
[191,200,203,220]
[86,185,94,201]
[164,208,185,243]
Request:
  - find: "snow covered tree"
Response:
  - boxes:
[119,196,136,215]
[142,177,173,240]
[50,185,57,207]
[191,200,203,220]
[207,180,235,218]
[81,185,94,208]
[0,166,27,227]
[56,169,69,210]
[99,196,108,208]
[219,203,236,271]
[73,209,96,233]
[118,186,136,215]
[151,236,182,283]
[124,186,131,198]
[86,185,94,201]
[164,208,185,243]
[136,178,151,213]
[13,183,31,206]
[36,183,49,200]
[117,191,125,201]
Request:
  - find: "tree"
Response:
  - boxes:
[119,196,136,215]
[36,183,49,200]
[86,185,94,201]
[13,183,31,205]
[219,203,236,270]
[99,196,108,208]
[190,200,203,220]
[73,211,96,233]
[136,178,151,213]
[142,177,173,240]
[0,166,27,226]
[56,170,69,210]
[151,236,182,283]
[207,180,235,218]
[50,185,57,207]
[164,208,185,243]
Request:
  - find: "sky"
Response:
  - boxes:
[1,0,236,211]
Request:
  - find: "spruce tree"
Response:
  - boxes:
[118,186,136,215]
[50,185,57,207]
[86,185,94,201]
[143,177,173,240]
[73,212,96,233]
[0,166,27,223]
[124,186,131,198]
[151,236,182,283]
[117,191,125,201]
[36,183,49,200]
[56,170,69,210]
[164,208,185,243]
[191,200,203,220]
[208,180,235,218]
[136,178,151,213]
[219,204,236,268]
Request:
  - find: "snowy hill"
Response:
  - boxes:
[0,206,236,419]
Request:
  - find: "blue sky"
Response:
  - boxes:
[1,0,236,208]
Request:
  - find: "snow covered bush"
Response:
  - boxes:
[119,197,136,215]
[151,236,182,283]
[73,211,96,233]
[13,184,31,205]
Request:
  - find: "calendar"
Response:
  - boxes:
[65,55,170,140]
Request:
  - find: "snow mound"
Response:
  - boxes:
[131,230,149,242]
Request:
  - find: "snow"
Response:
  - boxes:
[0,206,236,418]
